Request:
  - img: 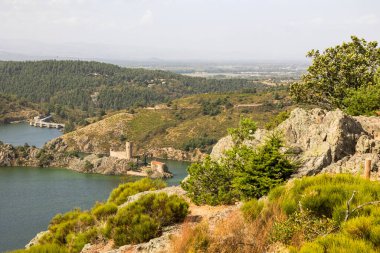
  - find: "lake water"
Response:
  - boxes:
[0,123,62,148]
[0,124,191,252]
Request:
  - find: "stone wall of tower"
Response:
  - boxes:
[125,142,133,160]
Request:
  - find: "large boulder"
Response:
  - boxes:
[277,108,364,176]
[211,108,370,177]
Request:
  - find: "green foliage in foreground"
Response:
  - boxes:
[11,178,188,253]
[9,244,68,253]
[182,118,296,205]
[228,133,296,200]
[108,178,166,205]
[240,174,380,252]
[182,156,236,205]
[107,193,189,246]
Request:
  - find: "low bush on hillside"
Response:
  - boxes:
[182,156,236,205]
[10,244,68,253]
[174,174,380,252]
[199,97,233,116]
[11,178,188,253]
[91,202,118,220]
[182,118,297,205]
[107,193,189,246]
[108,178,166,205]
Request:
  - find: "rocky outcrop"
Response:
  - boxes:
[25,231,48,249]
[147,147,206,162]
[68,155,173,178]
[68,155,132,175]
[277,108,364,176]
[0,143,40,167]
[211,108,380,177]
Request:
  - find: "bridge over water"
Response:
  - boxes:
[29,115,65,129]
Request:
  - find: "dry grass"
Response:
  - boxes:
[169,203,287,253]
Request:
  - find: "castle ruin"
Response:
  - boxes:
[110,142,133,160]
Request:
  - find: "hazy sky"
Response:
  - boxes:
[0,0,379,61]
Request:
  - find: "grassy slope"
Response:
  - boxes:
[61,90,294,154]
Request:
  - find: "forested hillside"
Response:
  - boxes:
[0,60,263,111]
[0,94,39,123]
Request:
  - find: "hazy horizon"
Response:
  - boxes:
[0,0,379,62]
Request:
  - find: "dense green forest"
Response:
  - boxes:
[0,60,264,111]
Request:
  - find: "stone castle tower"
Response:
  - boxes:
[125,141,133,160]
[109,141,133,160]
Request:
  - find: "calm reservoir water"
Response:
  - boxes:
[0,124,190,252]
[0,123,62,148]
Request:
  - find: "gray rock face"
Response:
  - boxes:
[68,154,132,175]
[277,108,364,176]
[0,143,40,167]
[25,231,48,249]
[210,108,379,177]
[147,147,206,162]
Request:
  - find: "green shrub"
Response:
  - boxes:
[298,234,376,253]
[9,244,68,253]
[108,178,166,205]
[229,133,296,199]
[241,199,264,221]
[343,84,380,116]
[182,156,236,205]
[109,192,189,246]
[66,228,98,253]
[92,202,118,220]
[113,214,159,246]
[270,210,336,245]
[272,174,380,223]
[46,209,95,249]
[342,216,380,247]
[183,118,296,205]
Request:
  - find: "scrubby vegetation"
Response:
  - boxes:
[10,178,188,253]
[108,178,166,205]
[182,118,297,205]
[61,90,293,154]
[173,174,380,252]
[10,244,68,253]
[107,193,189,246]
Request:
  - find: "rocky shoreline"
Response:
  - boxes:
[0,140,174,178]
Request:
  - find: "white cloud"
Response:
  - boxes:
[140,9,153,25]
